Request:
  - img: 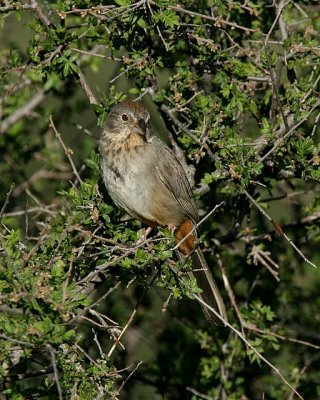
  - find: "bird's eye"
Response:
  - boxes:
[121,113,129,122]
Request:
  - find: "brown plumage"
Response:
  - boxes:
[99,100,227,323]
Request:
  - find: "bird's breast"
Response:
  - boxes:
[100,144,157,221]
[100,140,187,228]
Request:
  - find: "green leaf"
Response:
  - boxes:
[115,0,131,5]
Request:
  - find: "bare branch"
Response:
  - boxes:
[167,4,258,33]
[216,253,247,330]
[2,205,56,218]
[76,68,99,106]
[107,273,158,357]
[12,170,72,197]
[47,345,63,400]
[49,116,83,184]
[251,326,320,350]
[0,334,35,347]
[0,183,14,223]
[116,361,143,396]
[277,0,288,42]
[248,245,280,281]
[264,0,289,45]
[0,91,46,135]
[244,190,317,268]
[186,387,214,400]
[28,0,51,27]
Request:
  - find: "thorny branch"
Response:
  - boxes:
[1,0,319,398]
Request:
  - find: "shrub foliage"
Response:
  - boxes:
[0,1,320,399]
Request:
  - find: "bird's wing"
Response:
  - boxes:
[154,138,199,223]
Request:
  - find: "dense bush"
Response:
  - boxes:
[0,1,320,399]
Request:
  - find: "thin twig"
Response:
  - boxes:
[287,365,307,400]
[76,233,167,288]
[301,73,320,104]
[0,183,14,223]
[252,326,320,350]
[13,170,72,197]
[75,343,107,372]
[264,0,288,45]
[277,0,288,42]
[291,2,309,18]
[215,253,246,331]
[89,309,120,328]
[244,190,317,268]
[287,356,320,400]
[107,308,136,358]
[0,3,36,12]
[47,345,63,400]
[68,282,122,325]
[2,205,56,218]
[247,76,271,82]
[92,329,106,361]
[186,387,214,400]
[109,56,147,84]
[28,0,51,27]
[248,245,280,281]
[76,68,99,106]
[63,5,115,15]
[69,225,121,246]
[49,115,83,184]
[259,100,320,162]
[116,361,143,395]
[0,334,35,347]
[70,47,120,60]
[311,110,320,137]
[160,104,217,161]
[107,273,158,357]
[168,4,258,33]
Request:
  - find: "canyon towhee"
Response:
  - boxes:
[99,100,227,323]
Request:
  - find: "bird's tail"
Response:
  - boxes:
[175,219,228,324]
[189,247,228,324]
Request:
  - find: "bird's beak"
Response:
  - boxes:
[138,118,147,135]
[137,118,152,142]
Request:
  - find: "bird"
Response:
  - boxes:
[99,100,227,323]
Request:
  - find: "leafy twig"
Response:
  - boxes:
[259,100,320,162]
